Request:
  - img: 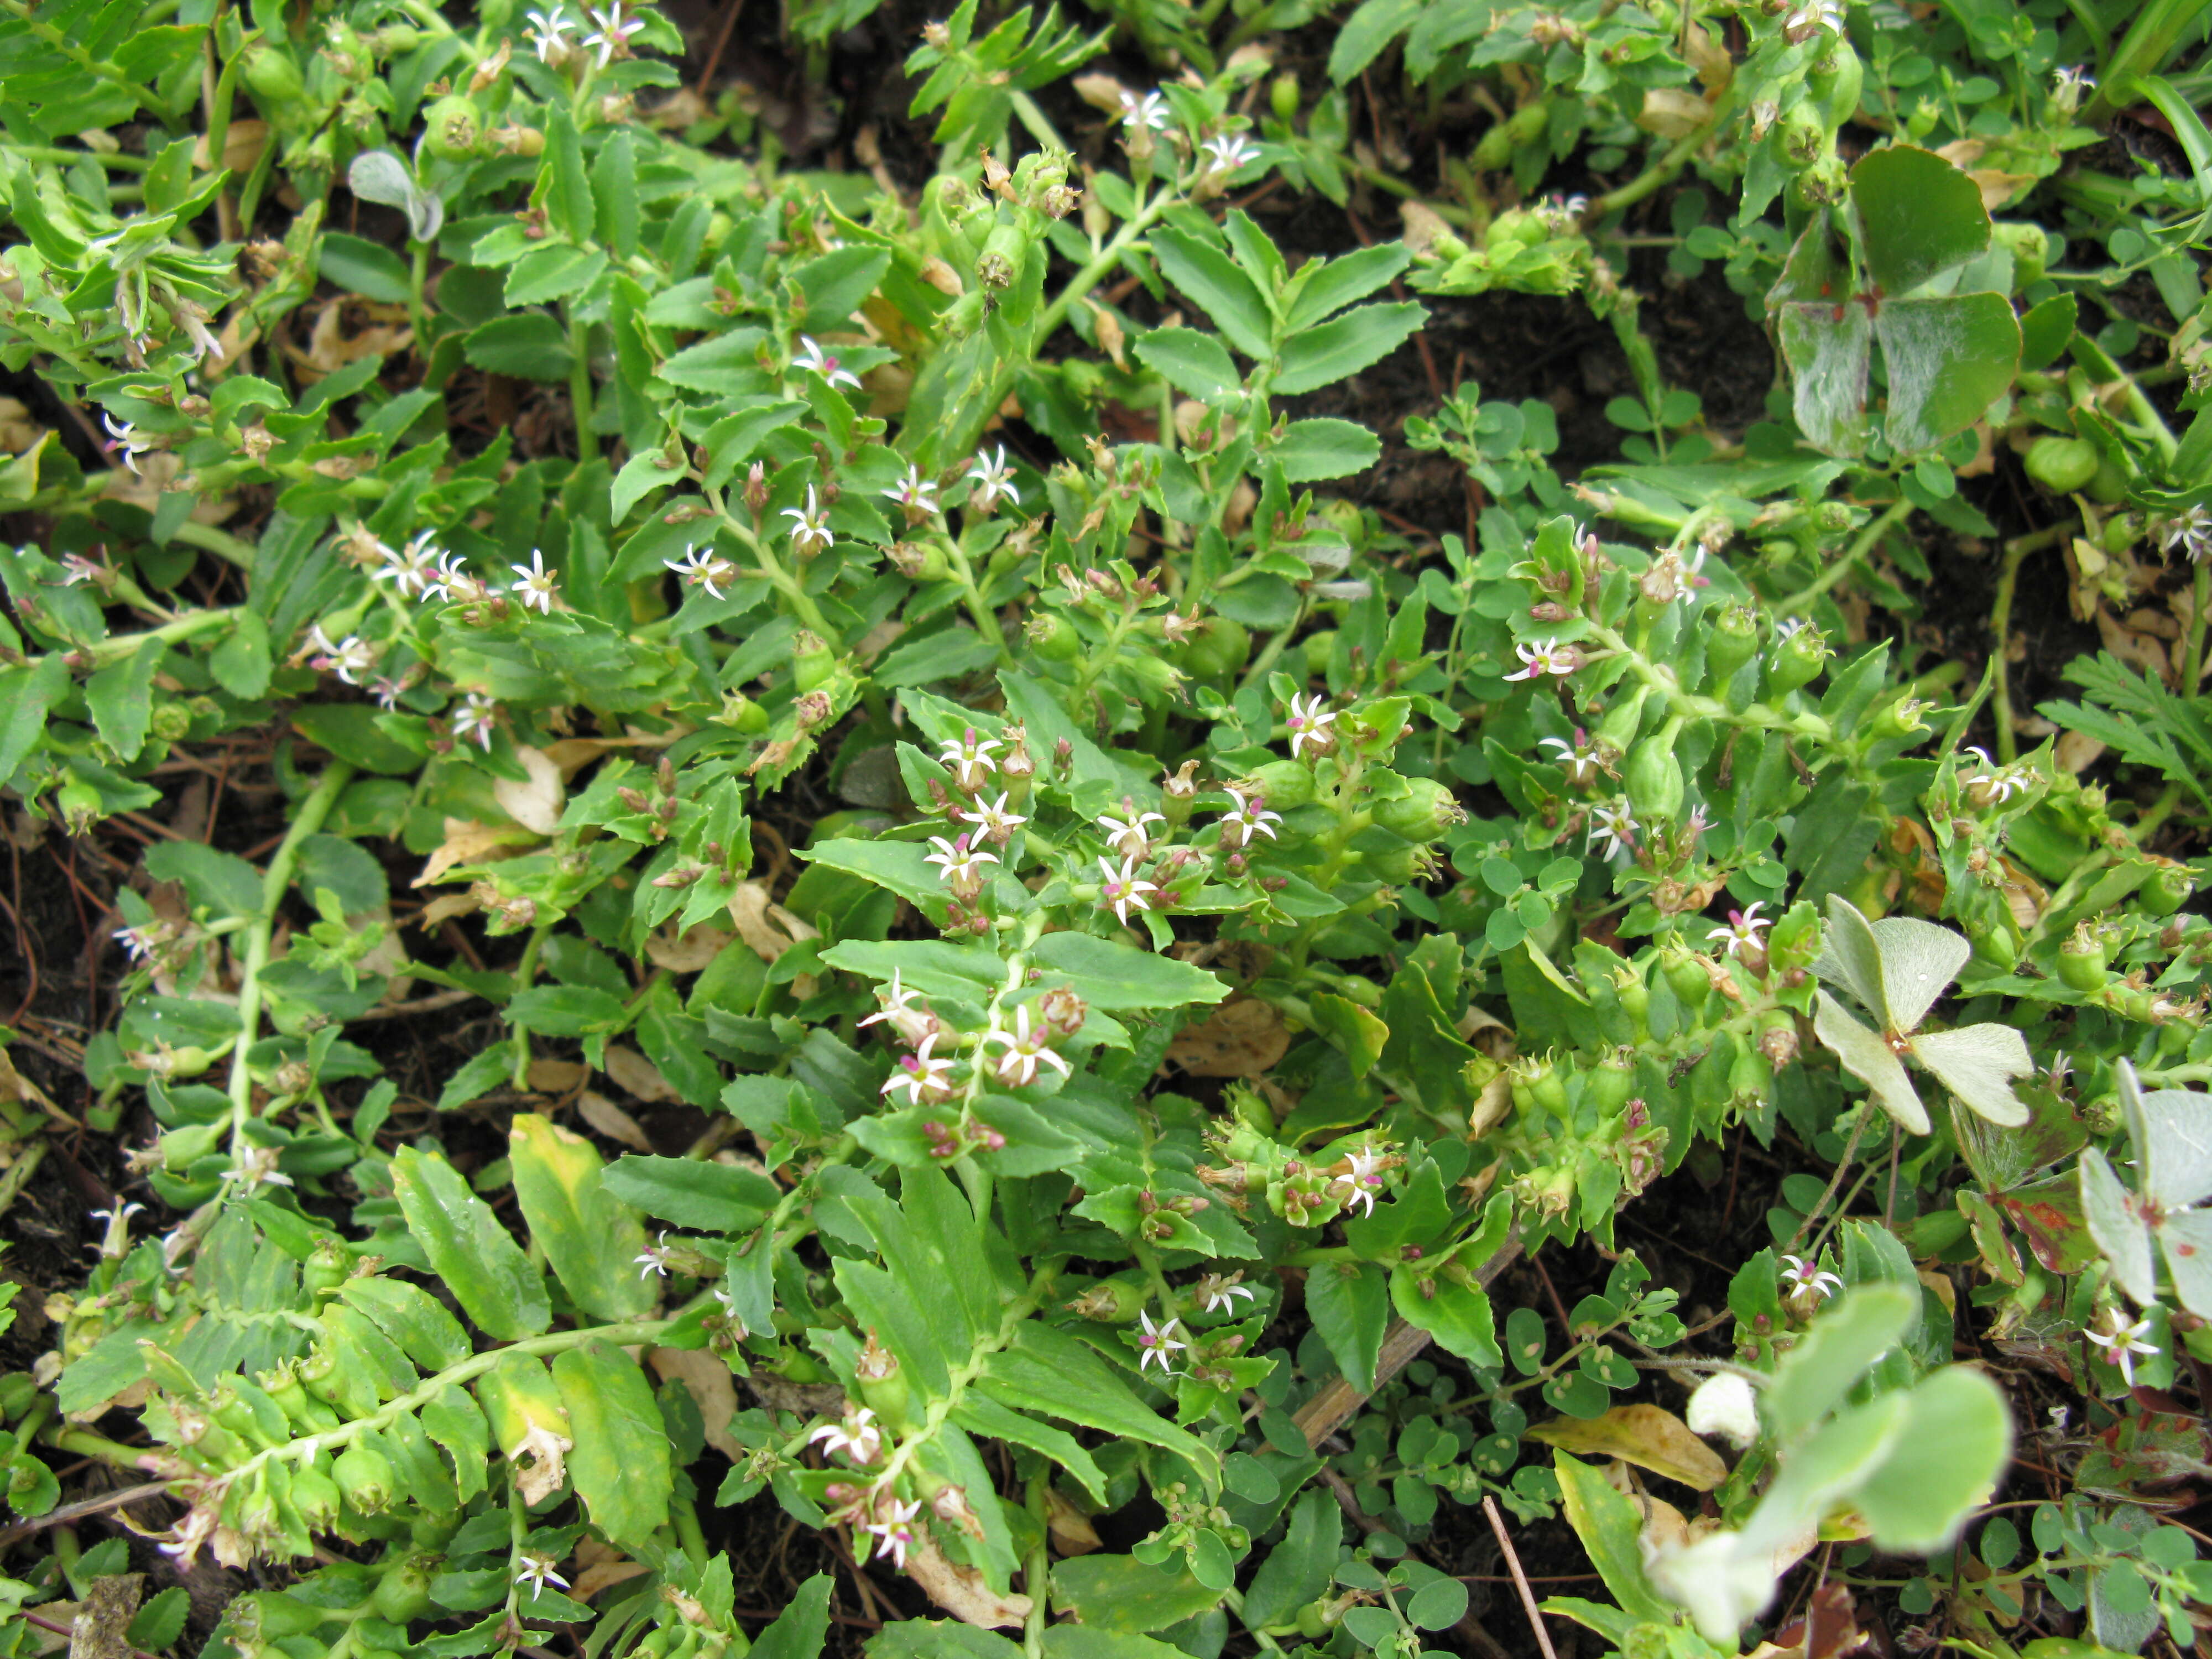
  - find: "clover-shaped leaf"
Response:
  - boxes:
[2079,1060,2212,1316]
[1811,895,2030,1135]
[348,149,443,244]
[1767,145,2021,457]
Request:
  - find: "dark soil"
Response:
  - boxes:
[1,2,2198,1656]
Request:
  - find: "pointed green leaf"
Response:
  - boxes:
[551,1343,672,1551]
[1305,1260,1389,1393]
[509,1115,655,1322]
[1554,1452,1674,1621]
[390,1145,550,1340]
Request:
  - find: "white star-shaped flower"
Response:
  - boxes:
[634,1231,676,1280]
[1779,1253,1844,1305]
[865,1498,922,1569]
[1196,1274,1255,1314]
[1286,693,1335,759]
[524,6,575,61]
[1202,133,1260,176]
[1098,857,1159,926]
[101,414,154,476]
[1505,639,1576,681]
[307,624,377,686]
[581,1,640,65]
[451,691,499,752]
[371,531,444,599]
[1119,89,1170,132]
[1097,809,1165,862]
[509,549,560,615]
[794,336,861,390]
[858,970,925,1029]
[807,1405,883,1465]
[956,791,1027,841]
[2086,1310,2160,1387]
[1219,786,1281,848]
[938,727,1001,790]
[924,832,999,889]
[782,484,835,558]
[966,446,1020,512]
[1135,1310,1187,1375]
[881,1032,956,1105]
[1587,802,1639,859]
[665,544,739,601]
[1706,903,1770,959]
[883,464,940,516]
[514,1554,569,1597]
[984,1006,1071,1088]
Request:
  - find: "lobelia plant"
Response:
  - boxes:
[1,0,2212,1656]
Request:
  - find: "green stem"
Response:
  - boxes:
[1988,529,2052,764]
[1033,186,1174,346]
[12,145,152,171]
[568,315,597,463]
[1022,1478,1050,1659]
[84,605,241,668]
[2187,565,2209,693]
[218,1313,680,1492]
[1593,88,1738,217]
[708,488,834,640]
[1775,498,1914,615]
[169,518,261,570]
[409,239,432,358]
[226,763,357,1151]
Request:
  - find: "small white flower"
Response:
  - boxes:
[2051,64,2095,116]
[984,1006,1072,1088]
[370,676,405,712]
[371,531,444,599]
[956,791,1027,841]
[1333,1144,1387,1218]
[1097,809,1166,862]
[509,549,560,615]
[112,922,163,962]
[807,1405,883,1465]
[524,6,575,62]
[1098,856,1159,926]
[1779,1253,1844,1305]
[2156,508,2212,564]
[711,1287,748,1336]
[424,550,485,605]
[1706,903,1770,959]
[1286,693,1335,759]
[174,302,223,364]
[794,336,862,390]
[1196,1273,1256,1314]
[514,1554,569,1596]
[101,414,155,476]
[884,464,940,516]
[89,1202,146,1259]
[1202,133,1260,176]
[938,727,1002,791]
[1506,639,1577,681]
[1219,786,1281,849]
[1773,616,1808,642]
[451,691,499,752]
[581,0,640,65]
[1958,745,2023,804]
[881,1032,956,1105]
[865,1498,922,1569]
[1684,1371,1760,1448]
[308,624,376,686]
[1587,802,1640,860]
[858,970,925,1029]
[966,446,1021,512]
[782,485,835,559]
[1782,0,1844,36]
[634,1231,676,1280]
[1135,1310,1187,1375]
[59,551,106,586]
[2085,1309,2160,1387]
[227,1145,294,1193]
[1119,89,1170,132]
[665,544,739,601]
[924,832,1000,889]
[2048,1051,2073,1086]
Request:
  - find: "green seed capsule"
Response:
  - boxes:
[370,1553,436,1624]
[1245,759,1315,811]
[420,95,481,161]
[1374,778,1467,842]
[1623,720,1686,820]
[2025,436,2098,494]
[1706,604,1760,686]
[291,1463,343,1532]
[333,1445,396,1514]
[1179,616,1250,678]
[240,43,306,108]
[2057,932,2107,992]
[1025,611,1081,662]
[2145,864,2193,916]
[1765,625,1829,696]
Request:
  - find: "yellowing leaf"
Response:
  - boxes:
[1526,1404,1730,1491]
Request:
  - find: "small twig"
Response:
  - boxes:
[1319,1469,1512,1659]
[351,987,480,1022]
[1784,1109,1872,1253]
[0,1479,171,1550]
[1483,1494,1559,1659]
[20,1610,165,1659]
